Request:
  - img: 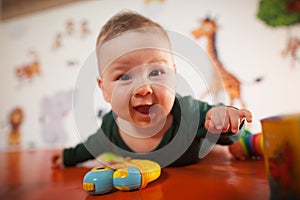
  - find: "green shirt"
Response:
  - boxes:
[63,95,244,167]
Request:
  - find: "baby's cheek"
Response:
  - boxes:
[162,93,175,114]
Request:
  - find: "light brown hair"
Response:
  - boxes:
[96,10,164,47]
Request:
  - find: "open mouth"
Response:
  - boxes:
[134,105,152,115]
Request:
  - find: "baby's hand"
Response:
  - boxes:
[205,107,252,134]
[228,141,248,160]
[51,149,63,168]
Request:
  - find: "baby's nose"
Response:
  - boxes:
[133,84,153,97]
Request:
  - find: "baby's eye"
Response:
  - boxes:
[149,70,163,77]
[119,74,131,81]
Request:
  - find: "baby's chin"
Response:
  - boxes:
[131,112,168,129]
[131,118,152,128]
[115,113,151,128]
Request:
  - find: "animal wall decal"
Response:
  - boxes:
[80,19,91,38]
[52,18,91,50]
[192,17,262,107]
[39,90,73,147]
[66,19,75,36]
[15,50,41,84]
[53,33,63,50]
[142,0,166,19]
[8,107,24,146]
[281,36,300,68]
[144,0,165,4]
[51,19,91,67]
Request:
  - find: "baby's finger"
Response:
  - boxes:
[52,157,63,168]
[221,123,230,133]
[204,119,210,131]
[228,110,240,133]
[205,120,221,134]
[239,109,252,122]
[214,116,230,133]
[219,112,230,132]
[210,108,227,130]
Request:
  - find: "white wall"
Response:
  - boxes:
[0,0,299,150]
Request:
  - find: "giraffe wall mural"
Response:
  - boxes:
[191,17,262,108]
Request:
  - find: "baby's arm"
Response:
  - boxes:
[51,141,94,168]
[51,130,97,168]
[51,112,113,168]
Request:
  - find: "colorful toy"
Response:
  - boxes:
[229,130,264,160]
[97,152,124,166]
[241,131,264,159]
[83,153,161,195]
[83,167,114,195]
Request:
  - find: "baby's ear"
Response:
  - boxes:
[97,77,110,103]
[173,64,177,72]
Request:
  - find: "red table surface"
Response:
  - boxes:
[0,146,269,200]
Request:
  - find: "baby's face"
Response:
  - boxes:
[99,49,176,127]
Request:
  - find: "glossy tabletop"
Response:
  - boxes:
[0,146,270,200]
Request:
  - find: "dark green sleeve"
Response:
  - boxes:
[63,112,113,167]
[63,130,103,167]
[63,141,94,167]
